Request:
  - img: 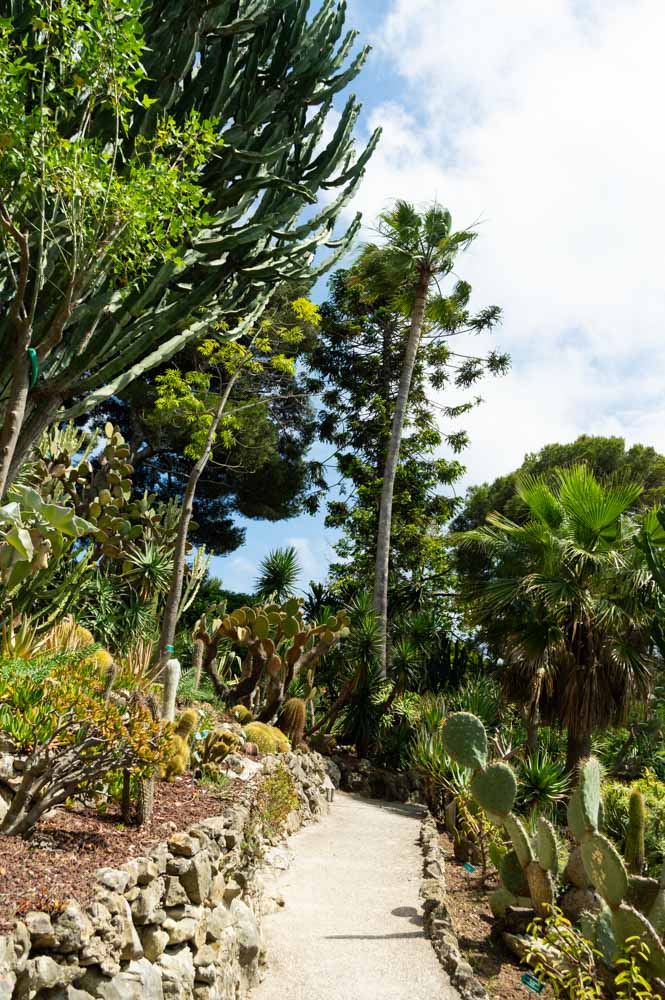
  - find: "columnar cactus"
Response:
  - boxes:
[278,698,306,746]
[625,789,646,875]
[161,708,198,780]
[161,656,181,722]
[442,712,558,918]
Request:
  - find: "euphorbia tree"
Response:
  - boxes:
[0,0,379,495]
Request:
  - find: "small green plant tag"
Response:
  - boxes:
[521,973,544,994]
[462,862,476,873]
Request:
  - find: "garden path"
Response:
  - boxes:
[252,791,460,1000]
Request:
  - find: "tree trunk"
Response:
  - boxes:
[373,267,430,674]
[157,371,239,665]
[0,323,32,499]
[192,638,204,690]
[566,730,592,775]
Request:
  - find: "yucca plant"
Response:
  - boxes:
[254,546,301,602]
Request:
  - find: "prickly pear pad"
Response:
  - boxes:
[470,762,517,817]
[442,712,487,771]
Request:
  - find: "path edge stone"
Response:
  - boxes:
[420,813,489,1000]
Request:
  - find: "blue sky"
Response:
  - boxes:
[214,0,665,593]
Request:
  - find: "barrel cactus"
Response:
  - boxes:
[277,697,306,746]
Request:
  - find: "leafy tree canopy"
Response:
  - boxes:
[451,435,665,581]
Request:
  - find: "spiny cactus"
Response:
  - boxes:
[243,721,290,756]
[442,712,557,918]
[625,789,646,876]
[202,729,243,765]
[161,656,181,722]
[161,708,197,781]
[194,599,350,720]
[230,705,253,725]
[568,758,665,980]
[278,697,306,746]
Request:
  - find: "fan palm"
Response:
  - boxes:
[454,465,658,771]
[357,201,482,673]
[254,546,301,602]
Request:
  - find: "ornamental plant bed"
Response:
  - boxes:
[439,830,527,1000]
[0,773,246,933]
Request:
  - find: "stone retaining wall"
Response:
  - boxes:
[0,752,333,1000]
[420,814,488,1000]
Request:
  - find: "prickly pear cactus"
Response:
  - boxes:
[568,757,665,980]
[442,711,554,917]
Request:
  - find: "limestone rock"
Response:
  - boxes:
[158,944,195,997]
[180,854,212,905]
[80,958,163,1000]
[53,901,94,953]
[25,910,56,948]
[141,926,170,963]
[23,955,81,991]
[163,876,189,908]
[95,869,130,894]
[230,899,260,967]
[168,832,200,858]
[130,878,166,925]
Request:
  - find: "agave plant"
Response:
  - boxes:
[121,541,174,601]
[516,750,570,815]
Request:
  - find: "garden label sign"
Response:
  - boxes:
[462,862,476,873]
[521,972,544,994]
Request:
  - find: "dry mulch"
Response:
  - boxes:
[0,774,247,932]
[439,831,527,1000]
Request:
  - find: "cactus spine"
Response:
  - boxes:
[625,789,646,876]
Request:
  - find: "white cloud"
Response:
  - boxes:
[286,536,334,587]
[349,0,665,486]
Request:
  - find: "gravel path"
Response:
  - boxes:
[252,792,459,1000]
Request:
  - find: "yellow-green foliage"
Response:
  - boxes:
[250,763,299,842]
[161,709,198,781]
[603,773,665,876]
[278,697,306,745]
[203,729,242,764]
[231,705,253,724]
[244,721,290,755]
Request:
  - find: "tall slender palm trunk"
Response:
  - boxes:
[373,267,430,674]
[157,370,240,666]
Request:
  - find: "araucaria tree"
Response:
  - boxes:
[0,0,379,496]
[454,466,658,771]
[312,203,507,670]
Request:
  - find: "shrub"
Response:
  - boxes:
[0,653,168,836]
[250,764,299,843]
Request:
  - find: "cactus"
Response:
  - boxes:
[625,789,646,876]
[161,657,181,722]
[277,698,306,746]
[243,722,291,756]
[202,729,243,765]
[231,705,253,725]
[102,661,119,703]
[161,708,197,781]
[567,758,665,980]
[194,599,350,720]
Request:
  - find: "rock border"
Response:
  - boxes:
[0,751,334,1000]
[420,813,488,1000]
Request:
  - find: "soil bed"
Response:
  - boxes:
[0,773,247,932]
[439,830,526,1000]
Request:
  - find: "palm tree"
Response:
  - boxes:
[358,202,479,673]
[254,546,302,602]
[454,465,658,772]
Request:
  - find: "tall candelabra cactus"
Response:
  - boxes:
[442,712,558,918]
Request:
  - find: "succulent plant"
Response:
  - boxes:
[278,697,306,746]
[442,712,557,917]
[625,789,646,876]
[195,599,350,720]
[243,721,291,755]
[161,708,198,781]
[161,657,181,722]
[202,729,243,765]
[568,757,665,980]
